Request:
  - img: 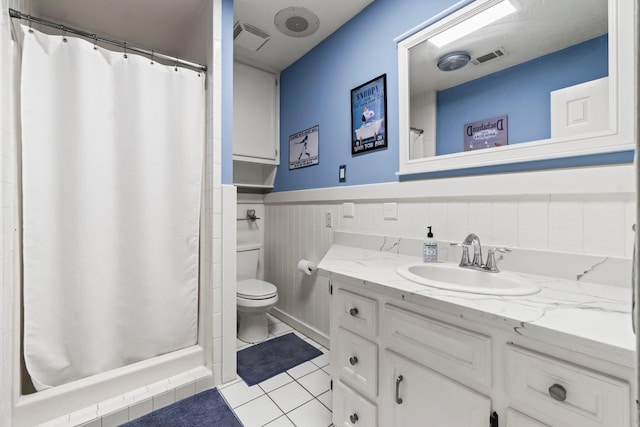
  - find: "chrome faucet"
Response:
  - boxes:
[463,233,483,267]
[451,234,511,272]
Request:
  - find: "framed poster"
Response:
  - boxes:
[351,74,387,155]
[463,115,508,151]
[289,125,319,170]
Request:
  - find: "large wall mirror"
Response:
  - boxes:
[397,0,635,175]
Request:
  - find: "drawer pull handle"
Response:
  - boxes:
[548,384,567,402]
[349,356,358,366]
[349,307,359,316]
[395,375,404,404]
[350,413,359,424]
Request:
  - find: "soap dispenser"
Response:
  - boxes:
[423,226,438,262]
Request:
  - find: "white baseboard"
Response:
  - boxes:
[270,307,330,349]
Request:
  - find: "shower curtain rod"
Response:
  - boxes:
[8,8,207,73]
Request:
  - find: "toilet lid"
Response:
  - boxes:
[237,279,278,300]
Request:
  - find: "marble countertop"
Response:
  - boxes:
[318,244,635,367]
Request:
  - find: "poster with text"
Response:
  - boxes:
[463,115,508,151]
[351,74,387,155]
[289,125,319,170]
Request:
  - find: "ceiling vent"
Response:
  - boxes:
[234,21,271,51]
[471,47,508,65]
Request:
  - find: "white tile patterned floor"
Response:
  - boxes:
[218,314,332,427]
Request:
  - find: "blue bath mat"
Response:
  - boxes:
[121,388,241,427]
[237,332,323,386]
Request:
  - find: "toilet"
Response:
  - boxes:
[237,244,279,343]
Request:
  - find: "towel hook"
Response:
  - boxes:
[123,42,128,59]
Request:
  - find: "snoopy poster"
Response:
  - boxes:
[351,74,387,155]
[289,125,319,170]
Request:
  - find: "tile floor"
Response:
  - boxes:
[218,314,333,427]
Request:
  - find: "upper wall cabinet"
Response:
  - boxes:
[233,62,279,190]
[397,0,636,175]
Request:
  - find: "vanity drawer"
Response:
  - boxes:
[333,380,377,427]
[383,304,491,389]
[336,288,378,337]
[334,326,378,398]
[505,345,630,427]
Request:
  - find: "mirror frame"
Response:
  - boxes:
[397,0,635,176]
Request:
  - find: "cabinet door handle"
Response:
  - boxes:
[395,375,404,404]
[548,383,567,401]
[349,356,358,366]
[349,413,359,424]
[349,307,359,316]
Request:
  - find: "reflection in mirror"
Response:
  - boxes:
[404,0,614,163]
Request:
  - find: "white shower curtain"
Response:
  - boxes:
[20,26,204,390]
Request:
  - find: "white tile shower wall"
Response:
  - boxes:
[0,1,226,425]
[264,189,635,338]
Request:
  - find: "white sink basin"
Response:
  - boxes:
[397,262,540,296]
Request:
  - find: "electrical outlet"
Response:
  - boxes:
[325,212,332,228]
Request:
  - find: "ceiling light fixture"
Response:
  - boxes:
[437,51,471,71]
[429,0,516,48]
[274,7,320,38]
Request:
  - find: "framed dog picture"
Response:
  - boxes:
[351,74,387,156]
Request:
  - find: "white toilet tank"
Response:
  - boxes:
[237,243,261,281]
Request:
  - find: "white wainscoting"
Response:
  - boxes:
[263,165,636,341]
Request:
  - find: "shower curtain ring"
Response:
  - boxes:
[60,25,67,43]
[27,16,33,33]
[93,34,98,50]
[174,57,179,72]
[150,50,154,65]
[123,42,128,59]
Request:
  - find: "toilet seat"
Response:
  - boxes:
[237,279,277,300]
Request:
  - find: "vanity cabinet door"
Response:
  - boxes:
[506,409,549,427]
[381,349,491,427]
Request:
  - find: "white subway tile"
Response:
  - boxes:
[517,199,549,250]
[152,389,176,411]
[584,200,626,256]
[548,200,584,253]
[446,201,469,242]
[100,407,129,427]
[490,202,518,247]
[467,201,492,243]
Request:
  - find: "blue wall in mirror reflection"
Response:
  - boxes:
[436,35,608,155]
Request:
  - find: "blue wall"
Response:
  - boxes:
[275,0,463,192]
[436,36,608,155]
[221,0,233,184]
[274,0,631,192]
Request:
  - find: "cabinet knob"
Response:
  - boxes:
[548,383,567,402]
[349,307,359,316]
[349,413,359,424]
[349,356,358,366]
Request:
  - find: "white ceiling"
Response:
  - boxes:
[32,0,209,60]
[234,0,374,71]
[29,0,374,73]
[409,0,607,95]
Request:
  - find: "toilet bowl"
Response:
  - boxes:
[237,278,278,343]
[236,243,279,343]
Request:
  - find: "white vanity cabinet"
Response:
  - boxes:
[329,277,633,427]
